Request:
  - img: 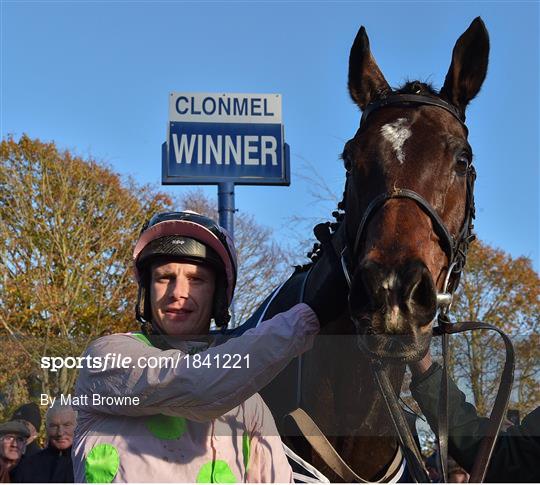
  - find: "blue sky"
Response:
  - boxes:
[1,1,538,270]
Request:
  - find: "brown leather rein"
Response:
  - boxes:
[433,317,515,483]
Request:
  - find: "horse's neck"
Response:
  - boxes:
[301,332,405,481]
[300,225,406,481]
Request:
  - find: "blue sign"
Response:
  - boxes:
[163,93,290,186]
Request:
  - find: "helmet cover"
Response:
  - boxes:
[134,212,237,304]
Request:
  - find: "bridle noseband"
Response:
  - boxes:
[342,93,477,310]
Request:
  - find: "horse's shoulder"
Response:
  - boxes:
[217,268,310,338]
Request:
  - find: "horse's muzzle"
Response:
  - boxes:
[349,259,436,361]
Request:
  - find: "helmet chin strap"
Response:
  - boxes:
[136,286,164,337]
[212,275,231,330]
[135,285,148,326]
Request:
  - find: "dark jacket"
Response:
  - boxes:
[8,441,42,482]
[11,445,73,483]
[21,441,41,458]
[411,362,540,483]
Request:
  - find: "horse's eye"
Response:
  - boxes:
[455,152,471,174]
[341,149,353,172]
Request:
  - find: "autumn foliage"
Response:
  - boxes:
[0,135,172,408]
[448,240,539,417]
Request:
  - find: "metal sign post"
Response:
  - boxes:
[218,182,235,238]
[218,181,235,324]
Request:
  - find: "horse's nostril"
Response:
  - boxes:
[404,263,437,325]
[350,260,385,314]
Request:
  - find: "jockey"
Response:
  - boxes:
[72,210,346,483]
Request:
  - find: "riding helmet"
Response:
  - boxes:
[133,211,237,329]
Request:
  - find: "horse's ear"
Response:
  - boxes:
[440,17,490,116]
[348,26,390,110]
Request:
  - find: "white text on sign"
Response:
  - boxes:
[172,134,278,166]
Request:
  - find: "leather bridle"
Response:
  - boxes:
[342,93,477,309]
[337,94,514,483]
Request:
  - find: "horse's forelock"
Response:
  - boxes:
[394,80,439,97]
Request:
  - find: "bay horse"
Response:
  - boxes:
[249,18,489,482]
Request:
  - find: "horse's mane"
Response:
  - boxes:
[295,80,440,273]
[295,202,345,273]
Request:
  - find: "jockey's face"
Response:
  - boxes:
[150,261,215,336]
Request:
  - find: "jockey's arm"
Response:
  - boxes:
[75,303,318,422]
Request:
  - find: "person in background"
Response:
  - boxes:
[11,404,76,483]
[11,403,42,457]
[0,421,28,483]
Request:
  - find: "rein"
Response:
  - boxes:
[433,317,515,483]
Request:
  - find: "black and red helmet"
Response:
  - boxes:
[133,211,237,329]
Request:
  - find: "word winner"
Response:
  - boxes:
[172,133,278,166]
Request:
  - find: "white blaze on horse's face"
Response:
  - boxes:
[380,118,412,164]
[382,272,401,326]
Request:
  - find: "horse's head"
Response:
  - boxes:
[343,18,489,362]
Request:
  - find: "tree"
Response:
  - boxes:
[447,240,539,417]
[286,158,343,260]
[176,189,293,325]
[0,135,172,406]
